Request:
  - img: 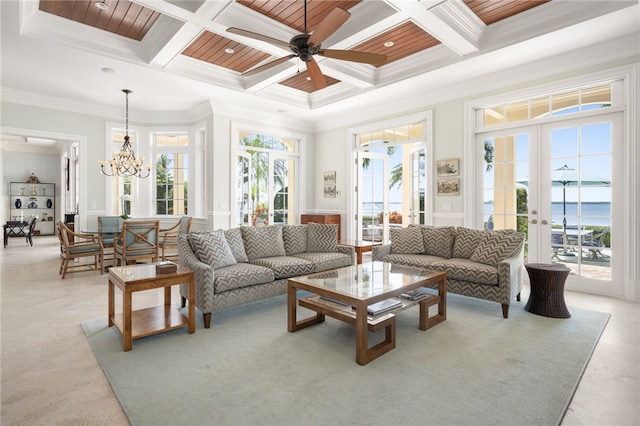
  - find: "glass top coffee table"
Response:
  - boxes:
[288,261,447,365]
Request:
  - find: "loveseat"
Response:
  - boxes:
[372,225,525,318]
[178,223,355,328]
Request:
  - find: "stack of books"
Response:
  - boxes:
[364,299,402,316]
[399,287,431,301]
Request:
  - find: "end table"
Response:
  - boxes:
[524,263,571,318]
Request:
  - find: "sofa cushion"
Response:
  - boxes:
[452,227,487,259]
[390,227,425,254]
[283,225,307,255]
[250,256,315,279]
[224,228,249,263]
[307,223,338,253]
[241,225,286,260]
[293,252,353,272]
[469,232,524,266]
[412,225,455,258]
[213,263,275,292]
[188,230,236,269]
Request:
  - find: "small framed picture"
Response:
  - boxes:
[437,158,459,177]
[437,178,460,196]
[324,171,337,198]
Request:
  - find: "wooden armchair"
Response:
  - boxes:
[159,216,192,260]
[114,220,160,266]
[25,215,38,246]
[57,221,104,279]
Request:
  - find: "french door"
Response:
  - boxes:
[357,151,388,242]
[537,113,622,296]
[478,114,622,296]
[235,151,297,226]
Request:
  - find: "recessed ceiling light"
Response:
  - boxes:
[384,41,394,47]
[94,1,109,11]
[306,77,311,81]
[225,48,235,54]
[101,67,118,74]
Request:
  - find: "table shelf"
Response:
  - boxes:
[111,305,189,340]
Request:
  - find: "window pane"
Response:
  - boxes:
[506,101,529,123]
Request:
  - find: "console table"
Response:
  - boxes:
[3,221,28,248]
[301,214,341,239]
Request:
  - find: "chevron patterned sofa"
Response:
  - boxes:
[372,225,525,318]
[178,223,354,328]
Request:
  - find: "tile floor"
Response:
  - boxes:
[1,236,639,425]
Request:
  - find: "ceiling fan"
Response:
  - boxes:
[226,0,387,90]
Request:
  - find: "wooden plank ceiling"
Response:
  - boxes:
[39,0,550,93]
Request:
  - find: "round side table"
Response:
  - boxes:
[524,263,571,318]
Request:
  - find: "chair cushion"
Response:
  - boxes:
[188,230,237,269]
[283,225,307,255]
[241,226,286,260]
[223,228,249,263]
[68,243,102,255]
[307,223,338,253]
[469,231,524,266]
[390,227,424,254]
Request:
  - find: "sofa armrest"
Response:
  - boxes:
[372,244,391,261]
[333,244,356,264]
[178,235,216,314]
[497,247,524,304]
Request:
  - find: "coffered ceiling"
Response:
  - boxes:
[1,0,638,130]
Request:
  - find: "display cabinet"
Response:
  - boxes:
[9,182,56,235]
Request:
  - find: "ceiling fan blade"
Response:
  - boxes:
[320,49,388,67]
[243,54,296,76]
[307,8,350,47]
[306,57,327,90]
[226,27,292,50]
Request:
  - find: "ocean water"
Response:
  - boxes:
[485,202,611,226]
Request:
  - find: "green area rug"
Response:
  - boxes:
[82,293,609,426]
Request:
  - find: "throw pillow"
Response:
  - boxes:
[224,228,249,263]
[283,225,307,255]
[390,227,424,254]
[452,227,487,259]
[414,225,455,258]
[241,225,286,260]
[188,230,237,269]
[469,232,524,266]
[307,222,338,252]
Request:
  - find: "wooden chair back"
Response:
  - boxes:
[115,220,160,265]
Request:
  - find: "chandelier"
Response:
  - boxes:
[99,89,151,178]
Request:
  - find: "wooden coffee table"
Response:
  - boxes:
[288,261,446,365]
[108,263,195,351]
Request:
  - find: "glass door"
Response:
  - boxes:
[357,151,388,242]
[539,113,622,295]
[478,128,533,252]
[409,146,426,225]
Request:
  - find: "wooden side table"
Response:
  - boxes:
[524,263,571,318]
[338,240,382,264]
[108,263,195,351]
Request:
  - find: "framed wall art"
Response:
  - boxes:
[437,178,460,196]
[436,158,459,177]
[323,171,336,198]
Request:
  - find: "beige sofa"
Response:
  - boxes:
[372,225,525,318]
[178,223,355,328]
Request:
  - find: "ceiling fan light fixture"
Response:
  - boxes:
[94,1,109,11]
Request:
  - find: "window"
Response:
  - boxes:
[153,133,189,215]
[482,84,612,127]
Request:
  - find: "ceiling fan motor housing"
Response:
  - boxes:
[290,34,319,62]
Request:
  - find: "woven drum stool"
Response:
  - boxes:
[524,263,571,318]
